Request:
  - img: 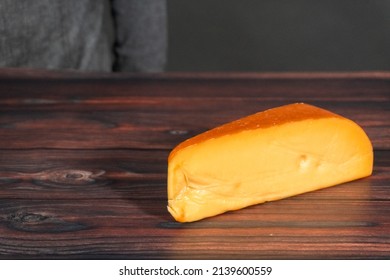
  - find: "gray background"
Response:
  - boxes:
[166,0,390,72]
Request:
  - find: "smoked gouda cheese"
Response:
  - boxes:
[167,103,373,222]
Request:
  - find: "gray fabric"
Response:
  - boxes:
[0,0,114,71]
[0,0,167,72]
[111,0,167,72]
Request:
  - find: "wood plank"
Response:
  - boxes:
[0,149,388,200]
[0,70,389,259]
[1,72,389,150]
[1,102,388,150]
[0,149,389,258]
[0,198,389,259]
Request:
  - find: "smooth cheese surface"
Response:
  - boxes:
[167,103,373,222]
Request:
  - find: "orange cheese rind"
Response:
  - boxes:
[168,103,340,161]
[167,103,373,222]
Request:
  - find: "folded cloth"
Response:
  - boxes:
[0,0,167,72]
[112,0,167,72]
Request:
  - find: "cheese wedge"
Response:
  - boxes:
[167,103,373,222]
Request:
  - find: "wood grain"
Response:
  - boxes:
[0,69,389,259]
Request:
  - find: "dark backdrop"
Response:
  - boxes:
[166,0,390,72]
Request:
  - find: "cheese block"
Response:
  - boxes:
[167,103,373,222]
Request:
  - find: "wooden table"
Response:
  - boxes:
[0,69,389,259]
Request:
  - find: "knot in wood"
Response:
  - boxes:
[36,169,105,187]
[8,211,48,224]
[7,211,88,233]
[169,129,189,136]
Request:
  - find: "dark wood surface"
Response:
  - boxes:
[0,69,389,259]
